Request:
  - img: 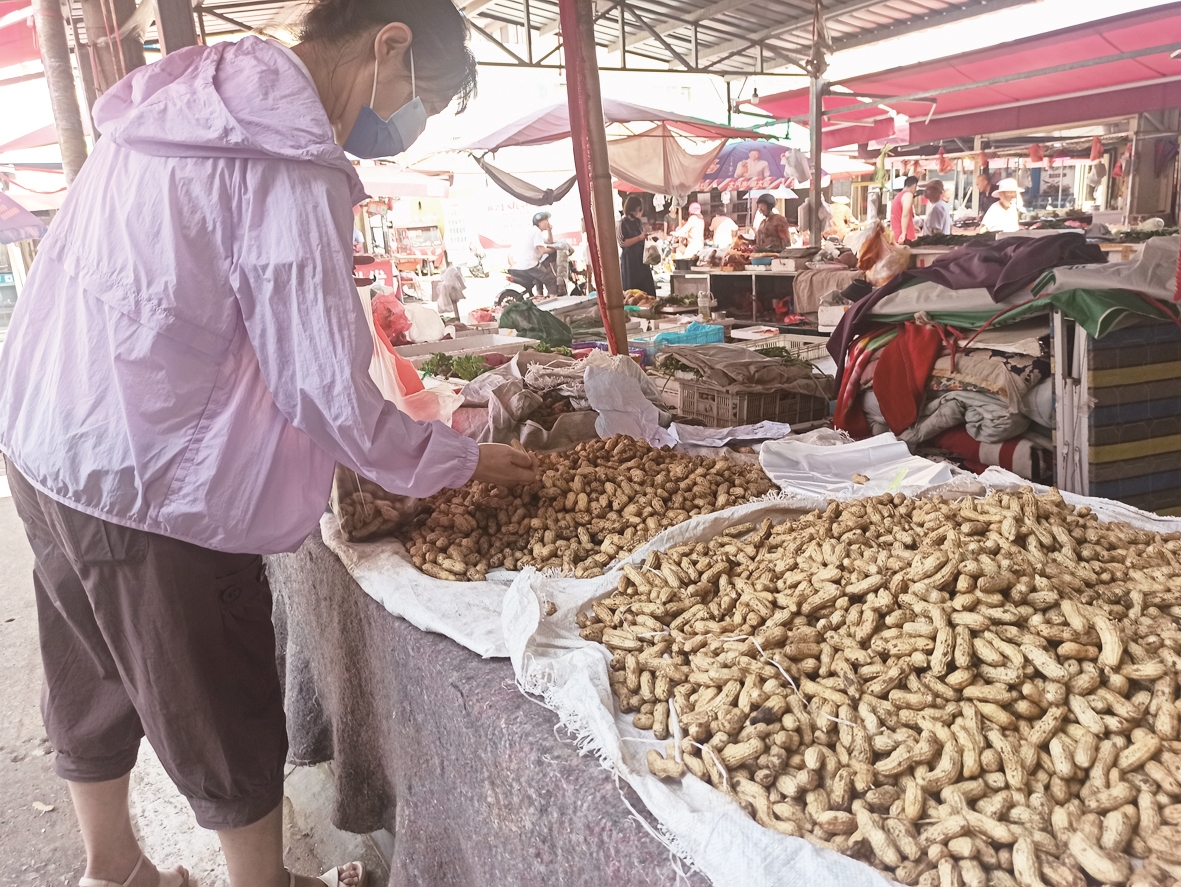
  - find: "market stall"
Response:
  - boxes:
[268,534,711,887]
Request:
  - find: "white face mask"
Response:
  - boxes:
[342,47,428,159]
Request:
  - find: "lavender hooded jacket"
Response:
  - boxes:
[0,37,478,553]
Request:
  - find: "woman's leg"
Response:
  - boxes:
[70,775,141,882]
[219,805,363,887]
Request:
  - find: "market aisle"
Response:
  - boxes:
[0,494,85,885]
[0,492,339,885]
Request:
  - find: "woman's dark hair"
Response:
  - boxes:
[756,193,776,210]
[624,195,643,215]
[301,0,478,112]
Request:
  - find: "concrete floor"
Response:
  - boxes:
[0,484,386,886]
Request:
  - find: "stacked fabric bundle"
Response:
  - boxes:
[834,319,1054,482]
[829,233,1108,483]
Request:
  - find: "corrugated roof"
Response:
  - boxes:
[460,0,1042,74]
[64,0,1045,75]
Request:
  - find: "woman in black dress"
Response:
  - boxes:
[618,195,656,296]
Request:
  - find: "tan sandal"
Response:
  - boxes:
[79,854,189,887]
[287,863,367,887]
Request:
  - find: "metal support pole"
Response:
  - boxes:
[691,24,698,69]
[78,0,145,92]
[156,0,199,54]
[726,79,732,126]
[34,0,89,183]
[68,8,99,135]
[809,73,825,246]
[618,2,625,69]
[972,134,983,213]
[558,0,629,355]
[523,0,532,64]
[196,6,206,44]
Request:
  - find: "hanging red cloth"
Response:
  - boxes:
[1090,137,1104,162]
[872,323,945,434]
[557,0,621,355]
[1029,144,1044,163]
[937,148,953,174]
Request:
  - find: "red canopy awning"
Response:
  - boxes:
[465,99,768,151]
[0,123,57,155]
[0,2,38,70]
[746,4,1181,150]
[355,165,451,199]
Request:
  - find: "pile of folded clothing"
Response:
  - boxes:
[829,232,1108,483]
[835,319,1054,482]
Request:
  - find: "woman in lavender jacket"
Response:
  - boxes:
[0,1,535,884]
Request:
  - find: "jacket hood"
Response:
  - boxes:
[94,37,365,203]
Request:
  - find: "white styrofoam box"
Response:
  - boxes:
[817,304,850,332]
[394,334,539,369]
[731,326,781,341]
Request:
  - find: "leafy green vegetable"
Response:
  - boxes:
[527,343,574,356]
[1115,228,1178,243]
[451,354,490,381]
[753,345,811,369]
[655,356,702,378]
[420,353,454,377]
[421,352,493,381]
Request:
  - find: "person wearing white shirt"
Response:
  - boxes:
[923,180,952,237]
[512,211,559,295]
[979,178,1022,233]
[514,211,556,270]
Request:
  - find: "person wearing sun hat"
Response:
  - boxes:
[980,178,1022,232]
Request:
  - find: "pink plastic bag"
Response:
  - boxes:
[359,287,463,425]
[372,289,412,347]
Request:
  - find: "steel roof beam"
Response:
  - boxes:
[699,0,1037,65]
[459,0,502,15]
[605,0,760,55]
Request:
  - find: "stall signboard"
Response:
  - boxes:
[366,260,394,290]
[698,140,811,193]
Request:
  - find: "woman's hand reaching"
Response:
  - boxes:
[472,443,538,486]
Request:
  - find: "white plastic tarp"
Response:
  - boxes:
[1034,234,1179,301]
[759,431,954,498]
[607,123,726,204]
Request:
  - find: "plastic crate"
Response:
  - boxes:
[735,333,830,363]
[677,378,829,427]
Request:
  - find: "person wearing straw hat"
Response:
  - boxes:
[979,178,1022,232]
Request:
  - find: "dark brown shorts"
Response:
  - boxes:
[6,460,287,831]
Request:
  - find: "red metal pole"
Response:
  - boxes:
[557,0,628,355]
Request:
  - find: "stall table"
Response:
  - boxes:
[670,269,798,321]
[269,533,710,887]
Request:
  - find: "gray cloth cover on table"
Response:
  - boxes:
[791,269,863,314]
[660,344,833,399]
[268,533,709,887]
